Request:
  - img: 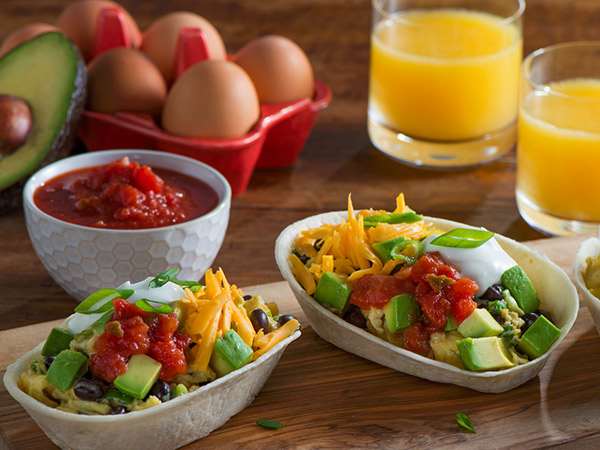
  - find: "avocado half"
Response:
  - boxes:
[0,32,86,212]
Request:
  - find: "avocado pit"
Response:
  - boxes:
[0,94,32,156]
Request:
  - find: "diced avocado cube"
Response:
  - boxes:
[41,327,74,357]
[372,237,407,263]
[501,266,540,314]
[457,308,504,338]
[103,389,134,405]
[313,272,352,314]
[457,337,515,371]
[171,383,188,399]
[45,350,88,391]
[210,329,254,378]
[384,294,420,333]
[445,315,459,331]
[114,354,162,400]
[517,315,561,359]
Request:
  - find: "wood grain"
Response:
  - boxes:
[1,236,600,449]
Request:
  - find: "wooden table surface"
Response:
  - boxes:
[0,0,599,448]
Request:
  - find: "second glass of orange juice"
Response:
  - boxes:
[368,0,524,168]
[517,42,600,235]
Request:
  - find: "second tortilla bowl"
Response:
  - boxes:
[275,211,578,393]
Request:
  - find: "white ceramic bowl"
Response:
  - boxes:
[275,211,579,393]
[573,236,600,336]
[23,149,231,302]
[4,319,300,450]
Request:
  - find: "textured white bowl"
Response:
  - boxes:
[4,319,300,450]
[573,236,600,336]
[23,149,231,302]
[275,211,579,393]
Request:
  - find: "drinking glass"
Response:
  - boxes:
[517,41,600,235]
[368,0,525,168]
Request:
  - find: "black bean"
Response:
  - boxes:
[314,240,323,251]
[44,355,56,370]
[521,312,540,335]
[243,294,252,301]
[73,379,104,401]
[343,307,367,329]
[298,254,310,265]
[250,309,270,333]
[278,314,299,329]
[481,284,505,301]
[109,406,128,415]
[492,314,505,325]
[150,380,171,402]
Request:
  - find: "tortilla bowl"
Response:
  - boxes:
[3,319,300,450]
[275,211,578,393]
[573,236,600,336]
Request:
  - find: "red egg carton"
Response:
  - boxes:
[77,8,332,195]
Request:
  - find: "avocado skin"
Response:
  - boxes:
[0,32,86,212]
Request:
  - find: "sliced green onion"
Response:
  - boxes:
[91,310,114,332]
[75,289,133,314]
[172,279,203,292]
[256,420,284,429]
[456,411,476,433]
[363,212,422,227]
[134,299,174,314]
[390,239,424,265]
[149,268,180,288]
[429,228,494,249]
[486,300,507,316]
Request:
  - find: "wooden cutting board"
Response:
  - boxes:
[1,236,599,449]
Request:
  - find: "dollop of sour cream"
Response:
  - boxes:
[422,234,518,297]
[66,277,187,335]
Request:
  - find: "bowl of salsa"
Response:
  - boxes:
[23,149,231,302]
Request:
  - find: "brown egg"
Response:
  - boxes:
[162,60,259,139]
[233,35,315,104]
[56,0,142,62]
[87,47,167,116]
[0,24,62,57]
[141,11,226,85]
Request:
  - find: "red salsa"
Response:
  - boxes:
[349,252,478,356]
[34,157,219,229]
[90,298,190,382]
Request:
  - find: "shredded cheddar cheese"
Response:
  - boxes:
[180,269,256,371]
[252,318,300,360]
[291,194,434,292]
[179,268,299,372]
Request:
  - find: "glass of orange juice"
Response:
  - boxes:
[368,0,524,168]
[517,42,600,235]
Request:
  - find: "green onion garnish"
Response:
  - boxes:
[75,289,134,314]
[429,228,494,249]
[390,239,424,265]
[134,299,174,314]
[149,268,180,288]
[171,279,203,292]
[363,212,422,227]
[256,420,284,429]
[456,411,476,433]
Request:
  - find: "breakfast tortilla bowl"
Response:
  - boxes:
[4,325,300,450]
[275,210,578,393]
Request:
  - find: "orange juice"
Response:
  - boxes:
[369,9,522,141]
[517,79,600,222]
